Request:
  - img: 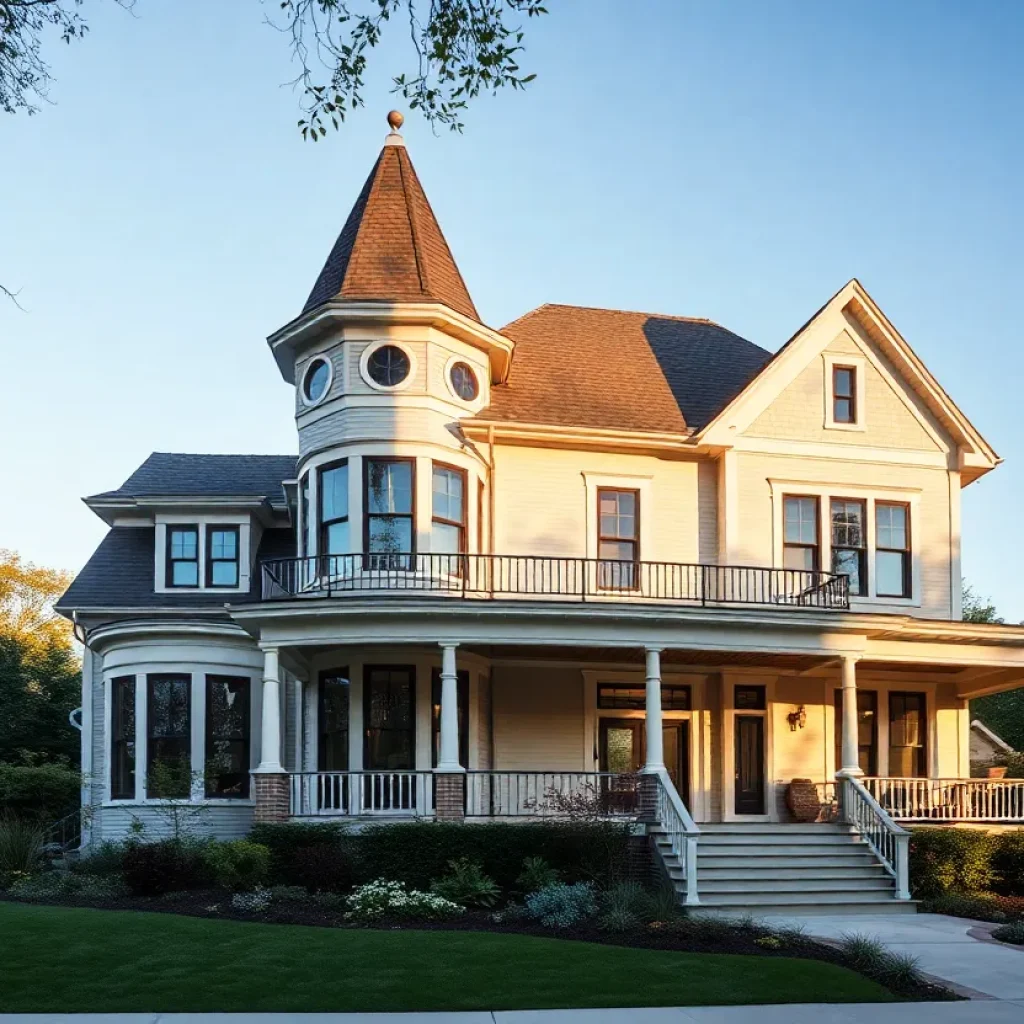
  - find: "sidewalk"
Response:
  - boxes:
[3,1006,1024,1023]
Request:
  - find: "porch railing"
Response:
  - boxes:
[652,768,700,906]
[290,771,434,817]
[261,554,849,610]
[865,776,1024,822]
[464,771,640,818]
[840,774,911,900]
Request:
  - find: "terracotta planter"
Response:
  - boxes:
[786,778,823,823]
[988,766,1008,780]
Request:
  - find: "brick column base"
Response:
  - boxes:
[253,773,290,823]
[435,773,465,821]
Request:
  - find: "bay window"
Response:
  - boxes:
[146,674,191,798]
[205,676,250,798]
[319,461,349,568]
[318,669,350,771]
[432,464,466,570]
[365,459,414,569]
[110,676,136,800]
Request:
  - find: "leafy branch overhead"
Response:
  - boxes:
[274,0,547,139]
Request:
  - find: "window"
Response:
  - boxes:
[432,464,466,569]
[876,502,911,598]
[597,488,639,589]
[831,498,867,595]
[302,357,332,405]
[319,461,349,567]
[318,670,350,771]
[110,676,136,800]
[597,684,691,711]
[366,345,411,388]
[889,692,927,777]
[431,668,469,768]
[146,674,191,798]
[834,689,878,775]
[206,526,240,588]
[783,496,819,571]
[833,365,857,424]
[299,474,310,558]
[205,676,250,798]
[449,362,479,401]
[365,459,414,569]
[364,666,415,770]
[166,526,199,587]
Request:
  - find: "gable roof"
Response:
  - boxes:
[478,304,772,434]
[301,138,479,322]
[87,453,298,506]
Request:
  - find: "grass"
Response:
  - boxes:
[0,902,893,1013]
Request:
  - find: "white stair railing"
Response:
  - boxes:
[651,768,700,906]
[840,773,911,900]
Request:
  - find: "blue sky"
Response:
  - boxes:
[1,0,1021,617]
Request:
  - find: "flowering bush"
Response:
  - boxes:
[344,879,463,922]
[524,881,597,928]
[9,872,126,900]
[231,887,272,914]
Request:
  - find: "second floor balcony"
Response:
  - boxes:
[259,554,850,610]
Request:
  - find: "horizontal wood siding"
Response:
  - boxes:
[492,666,584,771]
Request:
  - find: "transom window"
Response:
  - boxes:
[366,345,411,388]
[597,488,639,589]
[598,684,691,711]
[449,362,479,401]
[876,502,911,598]
[319,461,350,566]
[365,459,414,569]
[783,496,819,571]
[206,526,239,588]
[833,365,857,424]
[831,499,867,596]
[205,676,250,798]
[166,526,199,588]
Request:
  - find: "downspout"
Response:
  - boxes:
[487,424,496,556]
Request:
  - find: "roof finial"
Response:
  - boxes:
[384,109,406,147]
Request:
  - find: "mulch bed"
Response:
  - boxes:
[0,890,957,1002]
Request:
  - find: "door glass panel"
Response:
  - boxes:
[604,726,636,774]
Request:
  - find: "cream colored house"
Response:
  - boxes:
[59,115,1024,914]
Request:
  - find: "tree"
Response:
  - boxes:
[962,579,1003,624]
[0,550,80,766]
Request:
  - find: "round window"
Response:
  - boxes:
[302,358,331,404]
[367,345,411,388]
[449,361,479,401]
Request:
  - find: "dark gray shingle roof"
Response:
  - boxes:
[57,527,295,612]
[88,453,298,504]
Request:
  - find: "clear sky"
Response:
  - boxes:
[1,0,1021,617]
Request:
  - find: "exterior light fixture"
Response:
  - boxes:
[787,705,807,731]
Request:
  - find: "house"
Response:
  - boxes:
[58,112,1024,914]
[970,719,1015,771]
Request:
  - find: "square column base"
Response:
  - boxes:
[435,773,465,821]
[253,773,290,823]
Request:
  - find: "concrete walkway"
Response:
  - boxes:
[754,911,1024,1000]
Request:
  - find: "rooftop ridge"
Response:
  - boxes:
[500,301,729,334]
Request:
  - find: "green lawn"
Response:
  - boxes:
[0,902,893,1012]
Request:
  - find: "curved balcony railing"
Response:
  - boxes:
[260,554,849,610]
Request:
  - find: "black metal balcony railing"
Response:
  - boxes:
[260,554,850,610]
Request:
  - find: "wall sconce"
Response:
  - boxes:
[787,705,807,731]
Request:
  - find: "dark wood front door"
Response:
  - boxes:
[599,718,690,806]
[734,715,765,815]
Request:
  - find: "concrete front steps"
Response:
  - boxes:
[654,821,917,917]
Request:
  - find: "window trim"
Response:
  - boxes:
[830,496,868,597]
[204,674,251,799]
[300,355,334,408]
[823,352,867,431]
[875,500,912,598]
[363,456,416,566]
[145,673,192,800]
[359,341,417,393]
[205,525,241,589]
[318,459,351,563]
[782,494,820,571]
[110,675,136,801]
[832,364,857,425]
[165,525,200,589]
[443,353,483,404]
[431,461,467,556]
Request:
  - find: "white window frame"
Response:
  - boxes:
[823,352,866,432]
[769,480,922,607]
[154,515,252,594]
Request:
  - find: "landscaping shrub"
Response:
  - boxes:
[203,840,271,892]
[0,763,80,823]
[354,821,630,890]
[515,856,560,894]
[524,881,597,928]
[838,933,923,990]
[231,887,272,914]
[8,872,127,900]
[0,815,45,883]
[72,840,127,877]
[908,827,996,897]
[122,840,211,897]
[992,921,1024,945]
[290,842,356,893]
[248,821,351,883]
[991,831,1024,895]
[920,891,1024,923]
[344,879,463,923]
[430,858,500,908]
[596,880,674,930]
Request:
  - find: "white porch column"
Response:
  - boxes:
[642,647,665,772]
[839,653,863,777]
[436,642,463,771]
[256,647,283,773]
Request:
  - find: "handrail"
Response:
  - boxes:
[651,768,700,906]
[865,776,1024,822]
[840,773,911,900]
[261,554,850,610]
[464,770,639,818]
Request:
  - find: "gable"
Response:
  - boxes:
[744,327,949,453]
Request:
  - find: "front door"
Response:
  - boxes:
[734,715,766,815]
[599,719,690,806]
